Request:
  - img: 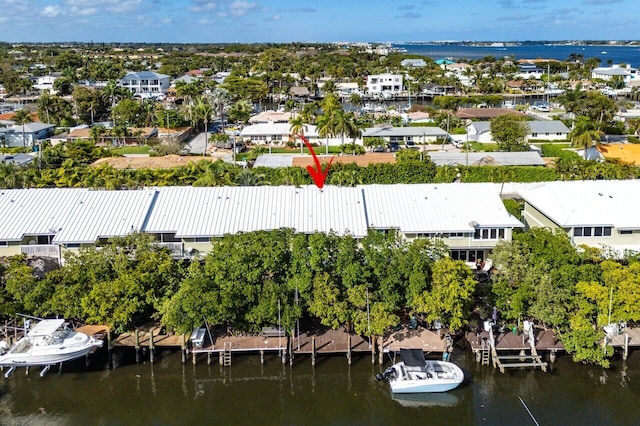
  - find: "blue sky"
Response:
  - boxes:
[1,0,638,43]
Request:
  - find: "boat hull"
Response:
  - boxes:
[0,344,100,367]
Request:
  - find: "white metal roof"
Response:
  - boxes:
[145,186,368,238]
[517,180,640,229]
[361,183,523,233]
[0,188,156,243]
[0,183,542,245]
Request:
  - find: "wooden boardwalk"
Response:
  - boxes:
[383,326,451,353]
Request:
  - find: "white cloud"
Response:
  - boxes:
[271,14,280,21]
[228,0,258,17]
[41,5,60,17]
[188,0,219,12]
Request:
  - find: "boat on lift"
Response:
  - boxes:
[0,318,103,375]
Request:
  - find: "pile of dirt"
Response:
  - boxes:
[292,153,396,168]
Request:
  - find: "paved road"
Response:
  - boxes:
[186,132,207,155]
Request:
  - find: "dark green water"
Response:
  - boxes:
[1,347,639,425]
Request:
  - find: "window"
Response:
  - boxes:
[194,237,211,243]
[0,241,7,247]
[473,228,505,240]
[620,230,633,235]
[66,243,80,249]
[574,226,611,237]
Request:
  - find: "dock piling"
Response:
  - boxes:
[134,330,140,364]
[149,331,155,364]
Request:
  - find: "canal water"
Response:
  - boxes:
[1,346,639,425]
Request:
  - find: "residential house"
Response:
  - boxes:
[362,126,448,144]
[0,184,523,264]
[118,71,171,95]
[517,180,640,255]
[592,65,639,86]
[0,153,34,166]
[515,63,545,80]
[401,59,426,68]
[33,73,61,93]
[336,82,362,97]
[366,73,403,96]
[240,122,323,146]
[0,122,54,147]
[248,111,293,124]
[466,120,570,143]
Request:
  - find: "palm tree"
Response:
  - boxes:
[558,87,587,128]
[37,92,54,124]
[316,113,335,155]
[289,115,308,154]
[13,109,33,150]
[570,116,604,159]
[194,96,213,155]
[349,93,363,111]
[89,125,106,145]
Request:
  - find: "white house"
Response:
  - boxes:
[118,71,171,95]
[0,122,55,147]
[362,126,448,144]
[240,122,321,145]
[466,120,570,143]
[401,59,426,68]
[517,180,640,256]
[591,65,639,86]
[366,73,403,96]
[0,184,523,264]
[33,74,61,93]
[515,63,545,80]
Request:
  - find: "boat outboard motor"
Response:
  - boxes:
[375,367,396,382]
[0,340,8,355]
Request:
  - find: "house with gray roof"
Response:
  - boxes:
[362,126,448,144]
[119,71,170,95]
[467,120,570,143]
[592,65,639,86]
[0,122,54,148]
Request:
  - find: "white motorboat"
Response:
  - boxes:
[0,319,103,368]
[376,349,464,394]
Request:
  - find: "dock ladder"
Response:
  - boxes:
[223,343,232,366]
[481,339,491,366]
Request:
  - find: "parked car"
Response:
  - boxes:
[389,142,400,152]
[372,145,386,153]
[406,140,418,150]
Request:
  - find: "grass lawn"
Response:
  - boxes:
[110,146,152,155]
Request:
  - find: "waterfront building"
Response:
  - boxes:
[0,184,523,265]
[366,73,403,97]
[517,180,640,255]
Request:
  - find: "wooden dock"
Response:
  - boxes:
[605,327,640,360]
[292,327,374,365]
[192,331,287,366]
[466,326,560,373]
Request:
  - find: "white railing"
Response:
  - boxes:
[20,244,61,260]
[154,242,184,258]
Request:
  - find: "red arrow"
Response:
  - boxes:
[297,134,334,189]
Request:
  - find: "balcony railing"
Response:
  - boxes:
[154,242,184,258]
[20,244,61,260]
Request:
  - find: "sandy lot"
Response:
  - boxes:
[91,154,230,169]
[292,153,396,168]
